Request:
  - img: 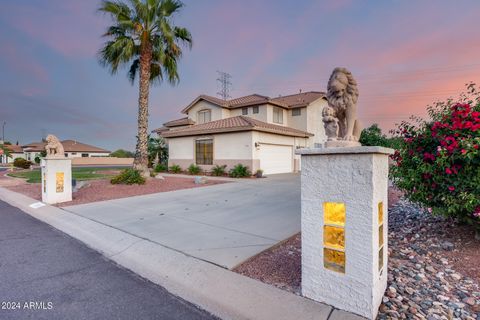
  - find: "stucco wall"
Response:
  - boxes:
[71,157,134,166]
[306,98,328,147]
[167,132,254,171]
[229,104,269,123]
[186,100,229,123]
[286,107,307,131]
[300,149,390,319]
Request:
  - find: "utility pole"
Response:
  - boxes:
[216,71,232,100]
[2,121,5,144]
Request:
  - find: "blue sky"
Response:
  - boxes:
[1,0,480,151]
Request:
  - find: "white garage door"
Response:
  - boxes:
[259,144,293,175]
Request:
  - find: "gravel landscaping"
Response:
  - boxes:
[2,172,226,207]
[234,190,480,319]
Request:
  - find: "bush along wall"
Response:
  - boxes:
[390,83,480,238]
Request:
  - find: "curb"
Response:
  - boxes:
[0,187,364,320]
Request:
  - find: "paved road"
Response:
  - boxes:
[65,173,301,269]
[0,200,218,320]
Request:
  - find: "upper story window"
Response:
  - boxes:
[197,109,211,124]
[292,109,301,116]
[273,107,283,124]
[253,106,259,114]
[242,107,248,115]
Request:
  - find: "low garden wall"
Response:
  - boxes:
[71,157,134,166]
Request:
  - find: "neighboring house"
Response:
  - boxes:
[0,144,25,164]
[22,140,110,162]
[154,91,328,175]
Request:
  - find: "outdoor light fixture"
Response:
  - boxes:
[323,202,346,273]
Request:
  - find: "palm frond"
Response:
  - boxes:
[128,59,140,84]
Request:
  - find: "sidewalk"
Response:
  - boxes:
[0,187,365,320]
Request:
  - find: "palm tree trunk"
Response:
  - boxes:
[133,40,152,177]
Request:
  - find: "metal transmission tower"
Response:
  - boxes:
[216,71,232,100]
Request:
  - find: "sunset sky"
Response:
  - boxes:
[1,0,479,151]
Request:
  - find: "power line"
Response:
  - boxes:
[216,71,232,100]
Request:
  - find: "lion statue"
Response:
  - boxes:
[45,134,65,158]
[324,67,362,142]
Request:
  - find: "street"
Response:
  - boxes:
[0,200,218,320]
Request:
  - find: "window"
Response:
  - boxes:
[273,107,283,124]
[81,153,89,157]
[242,107,248,115]
[253,106,259,114]
[197,110,211,124]
[195,139,213,165]
[292,109,301,116]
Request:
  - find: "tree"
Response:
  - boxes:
[98,0,192,176]
[148,135,168,167]
[360,124,403,149]
[110,149,135,158]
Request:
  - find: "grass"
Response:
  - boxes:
[7,167,120,183]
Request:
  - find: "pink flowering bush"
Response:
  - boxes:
[390,83,480,238]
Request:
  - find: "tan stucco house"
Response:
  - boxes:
[154,91,328,175]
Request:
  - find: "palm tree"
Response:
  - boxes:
[98,0,192,176]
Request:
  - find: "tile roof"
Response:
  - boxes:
[269,91,326,108]
[163,117,195,127]
[161,116,313,138]
[22,141,46,152]
[1,144,23,153]
[180,91,325,114]
[22,140,110,153]
[61,140,110,153]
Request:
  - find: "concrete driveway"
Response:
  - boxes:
[64,174,300,269]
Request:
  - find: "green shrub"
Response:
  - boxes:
[211,164,227,176]
[255,169,264,178]
[110,169,146,185]
[150,171,157,178]
[187,164,201,175]
[390,83,480,237]
[229,164,251,178]
[154,163,168,172]
[34,156,41,164]
[169,164,182,173]
[13,158,32,169]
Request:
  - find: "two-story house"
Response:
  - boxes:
[154,91,328,175]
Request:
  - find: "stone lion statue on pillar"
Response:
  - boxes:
[45,134,65,158]
[323,67,362,147]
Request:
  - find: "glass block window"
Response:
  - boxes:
[292,108,301,116]
[323,202,346,273]
[378,202,384,272]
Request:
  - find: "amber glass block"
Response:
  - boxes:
[324,225,345,250]
[324,202,346,226]
[56,172,64,193]
[379,224,384,247]
[324,248,345,273]
[378,247,384,271]
[378,202,384,225]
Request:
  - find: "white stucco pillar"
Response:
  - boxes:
[41,158,72,204]
[297,146,393,319]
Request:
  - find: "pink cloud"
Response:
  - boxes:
[1,0,104,58]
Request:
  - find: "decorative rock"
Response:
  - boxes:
[450,273,462,281]
[441,241,454,251]
[462,297,476,306]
